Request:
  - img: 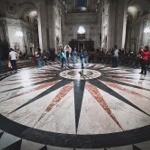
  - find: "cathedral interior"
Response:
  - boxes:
[0,0,150,149]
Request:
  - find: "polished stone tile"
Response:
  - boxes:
[134,140,150,150]
[0,132,21,149]
[47,146,74,150]
[77,89,121,134]
[108,145,133,150]
[34,89,76,134]
[0,64,149,149]
[21,139,44,150]
[101,94,150,130]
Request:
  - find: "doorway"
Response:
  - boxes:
[78,42,84,50]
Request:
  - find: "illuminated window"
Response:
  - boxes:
[15,31,23,37]
[144,27,150,33]
[77,26,86,34]
[76,0,87,11]
[77,0,87,7]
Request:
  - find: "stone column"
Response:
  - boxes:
[115,0,127,49]
[108,0,127,50]
[136,19,144,50]
[107,0,117,50]
[47,0,55,49]
[37,0,48,51]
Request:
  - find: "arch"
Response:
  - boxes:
[127,0,150,22]
[127,5,142,21]
[128,0,150,15]
[125,0,150,51]
[0,1,6,17]
[18,3,38,21]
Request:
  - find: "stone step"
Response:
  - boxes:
[1,59,35,73]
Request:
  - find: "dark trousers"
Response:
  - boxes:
[10,60,17,71]
[61,58,65,68]
[112,56,118,67]
[141,59,148,74]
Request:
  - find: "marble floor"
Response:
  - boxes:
[0,63,150,150]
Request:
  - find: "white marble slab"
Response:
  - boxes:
[135,140,150,150]
[98,88,150,131]
[34,88,76,134]
[7,87,62,128]
[0,132,20,149]
[102,81,150,115]
[77,89,122,134]
[77,148,104,150]
[21,139,44,150]
[47,145,74,150]
[0,86,51,115]
[108,145,133,150]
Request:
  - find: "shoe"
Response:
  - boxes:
[139,72,143,74]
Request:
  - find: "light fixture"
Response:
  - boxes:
[144,27,150,33]
[29,11,37,17]
[77,26,85,34]
[15,31,23,37]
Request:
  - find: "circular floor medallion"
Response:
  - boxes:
[59,69,101,80]
[0,64,150,148]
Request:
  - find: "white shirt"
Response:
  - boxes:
[114,49,119,57]
[9,51,17,60]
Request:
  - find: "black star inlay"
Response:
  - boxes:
[74,80,85,133]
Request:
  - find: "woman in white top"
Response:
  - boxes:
[9,48,17,72]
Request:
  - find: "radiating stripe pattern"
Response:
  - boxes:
[0,64,150,136]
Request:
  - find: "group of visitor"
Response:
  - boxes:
[111,45,150,74]
[0,44,149,75]
[59,45,89,69]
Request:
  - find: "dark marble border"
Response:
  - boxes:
[0,114,150,148]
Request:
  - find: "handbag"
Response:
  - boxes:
[8,61,12,68]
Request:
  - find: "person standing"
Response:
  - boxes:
[9,48,18,72]
[66,50,70,66]
[72,47,77,65]
[64,45,70,66]
[139,46,150,75]
[112,45,119,67]
[84,49,88,64]
[60,49,66,69]
[36,48,43,69]
[43,50,48,65]
[138,46,144,67]
[80,49,85,69]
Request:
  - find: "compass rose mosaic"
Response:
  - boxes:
[0,63,150,148]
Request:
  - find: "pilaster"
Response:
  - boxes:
[107,0,117,50]
[108,0,127,50]
[37,0,48,51]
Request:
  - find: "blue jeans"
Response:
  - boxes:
[66,57,69,66]
[80,58,84,69]
[73,56,76,64]
[37,58,42,68]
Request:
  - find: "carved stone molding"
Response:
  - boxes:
[0,19,7,26]
[5,0,18,15]
[6,18,21,26]
[45,0,55,5]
